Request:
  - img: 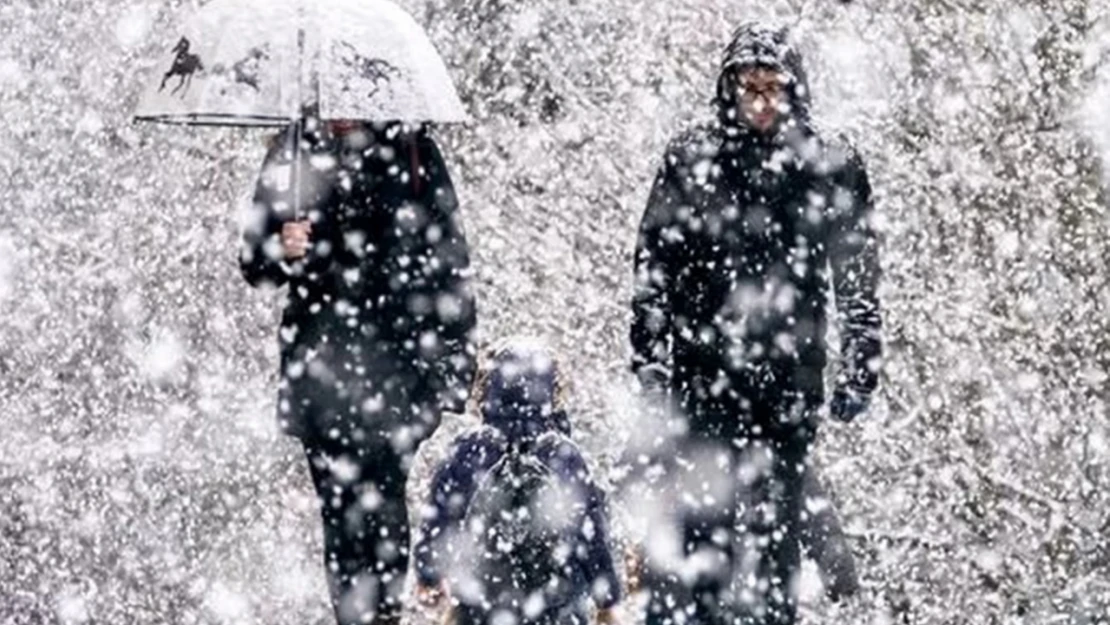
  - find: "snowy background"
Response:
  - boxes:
[3,0,1110,623]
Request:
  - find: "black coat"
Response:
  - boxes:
[631,26,880,439]
[240,124,476,444]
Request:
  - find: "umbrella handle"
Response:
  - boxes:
[292,116,304,221]
[277,117,307,281]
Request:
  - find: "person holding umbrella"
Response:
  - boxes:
[133,2,475,624]
[247,116,475,625]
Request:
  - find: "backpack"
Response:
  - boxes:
[463,436,577,619]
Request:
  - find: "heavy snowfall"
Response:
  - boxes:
[2,0,1110,623]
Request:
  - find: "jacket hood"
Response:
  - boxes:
[480,342,570,442]
[715,22,812,131]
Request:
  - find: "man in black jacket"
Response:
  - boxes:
[240,119,476,625]
[628,23,880,625]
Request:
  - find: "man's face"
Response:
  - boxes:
[735,67,789,133]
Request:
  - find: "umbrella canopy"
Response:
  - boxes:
[134,0,468,126]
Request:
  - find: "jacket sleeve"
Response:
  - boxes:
[239,128,294,288]
[630,152,683,381]
[827,146,882,395]
[581,482,623,609]
[413,432,492,586]
[392,134,478,413]
[542,437,623,609]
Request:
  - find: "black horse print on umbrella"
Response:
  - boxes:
[232,46,270,92]
[208,46,271,97]
[135,0,469,125]
[159,37,204,96]
[335,41,400,100]
[231,47,268,92]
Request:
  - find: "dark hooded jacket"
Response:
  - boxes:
[631,23,881,439]
[240,122,476,442]
[413,346,621,617]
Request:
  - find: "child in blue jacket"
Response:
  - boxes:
[413,340,622,625]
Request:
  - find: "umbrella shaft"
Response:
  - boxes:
[293,116,303,220]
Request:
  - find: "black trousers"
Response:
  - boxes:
[304,433,412,625]
[643,393,815,625]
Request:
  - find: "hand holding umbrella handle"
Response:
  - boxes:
[280,220,313,260]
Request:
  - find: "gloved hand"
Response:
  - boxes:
[830,386,870,423]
